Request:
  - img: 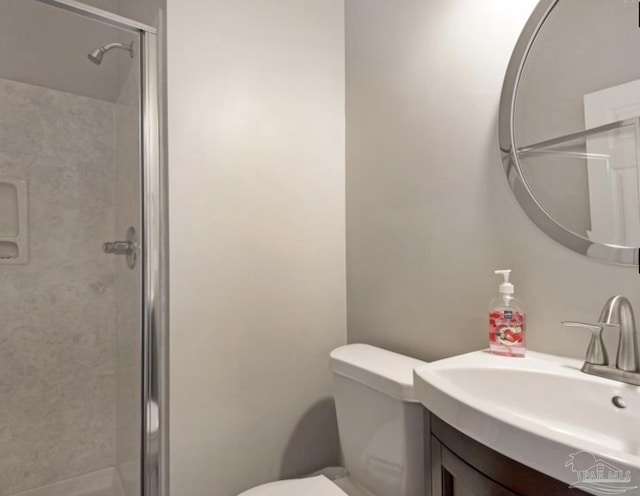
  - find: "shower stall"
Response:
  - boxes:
[0,1,167,496]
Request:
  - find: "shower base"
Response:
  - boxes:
[8,467,125,496]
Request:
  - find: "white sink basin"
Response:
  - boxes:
[414,350,640,493]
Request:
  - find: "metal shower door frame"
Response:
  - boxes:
[34,2,169,496]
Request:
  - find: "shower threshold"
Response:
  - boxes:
[7,467,125,496]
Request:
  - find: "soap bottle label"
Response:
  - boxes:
[489,310,525,356]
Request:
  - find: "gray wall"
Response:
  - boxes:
[345,0,639,362]
[0,77,116,496]
[167,1,346,495]
[0,0,122,102]
[0,0,162,104]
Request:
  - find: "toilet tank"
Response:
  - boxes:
[330,344,427,496]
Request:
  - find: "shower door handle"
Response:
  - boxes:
[103,226,138,269]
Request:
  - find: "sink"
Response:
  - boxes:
[414,350,640,493]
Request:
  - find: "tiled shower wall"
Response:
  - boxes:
[0,78,117,495]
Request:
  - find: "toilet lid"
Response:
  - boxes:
[238,475,349,496]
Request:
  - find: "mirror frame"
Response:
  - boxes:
[498,0,639,266]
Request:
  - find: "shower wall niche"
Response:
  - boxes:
[0,178,28,264]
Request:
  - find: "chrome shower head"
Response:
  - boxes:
[87,42,134,65]
[88,47,105,65]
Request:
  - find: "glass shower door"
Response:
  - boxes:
[0,2,143,495]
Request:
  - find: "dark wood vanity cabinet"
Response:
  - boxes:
[425,412,590,496]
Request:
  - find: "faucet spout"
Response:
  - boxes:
[598,295,639,372]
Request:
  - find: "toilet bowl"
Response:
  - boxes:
[238,475,348,496]
[238,344,427,496]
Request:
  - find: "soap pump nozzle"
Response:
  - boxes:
[494,269,514,295]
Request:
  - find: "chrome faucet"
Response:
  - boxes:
[563,295,640,386]
[599,295,639,372]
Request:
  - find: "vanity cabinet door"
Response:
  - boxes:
[427,413,591,496]
[431,436,517,496]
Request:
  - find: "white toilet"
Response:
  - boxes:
[239,344,427,496]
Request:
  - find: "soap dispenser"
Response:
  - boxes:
[489,269,526,357]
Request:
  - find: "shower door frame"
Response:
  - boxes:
[33,2,169,496]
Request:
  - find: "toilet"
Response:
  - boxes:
[239,344,427,496]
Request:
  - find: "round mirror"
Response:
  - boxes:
[500,0,640,265]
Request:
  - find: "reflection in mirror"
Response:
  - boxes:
[501,0,640,265]
[519,119,640,247]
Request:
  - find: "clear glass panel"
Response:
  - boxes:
[0,2,141,495]
[519,123,640,247]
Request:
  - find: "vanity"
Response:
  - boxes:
[414,351,640,496]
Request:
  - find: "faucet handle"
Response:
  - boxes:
[562,321,609,366]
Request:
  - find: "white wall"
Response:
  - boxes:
[167,2,346,495]
[345,0,640,361]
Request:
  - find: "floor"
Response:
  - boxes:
[7,468,124,496]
